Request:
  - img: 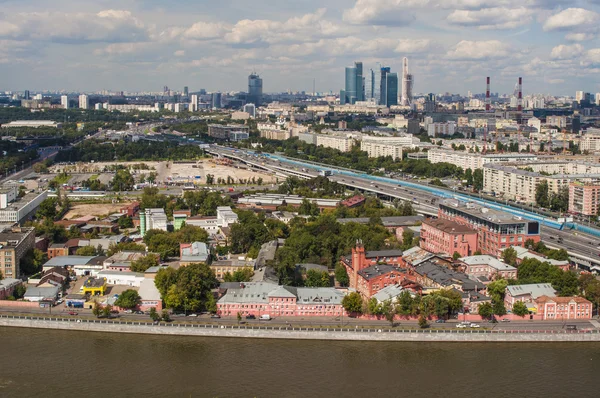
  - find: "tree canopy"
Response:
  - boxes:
[114,289,141,309]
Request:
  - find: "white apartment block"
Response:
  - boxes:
[483,162,600,203]
[580,130,600,153]
[527,117,541,132]
[140,208,168,237]
[427,122,456,137]
[360,137,405,160]
[104,104,159,113]
[78,94,89,109]
[315,132,359,152]
[61,95,69,109]
[427,149,538,171]
[546,116,567,129]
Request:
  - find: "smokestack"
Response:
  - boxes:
[486,77,491,111]
[517,77,523,112]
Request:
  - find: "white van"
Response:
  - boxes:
[259,314,271,321]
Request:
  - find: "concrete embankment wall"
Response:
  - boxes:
[2,317,600,342]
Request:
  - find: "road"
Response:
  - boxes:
[208,146,600,268]
[2,307,597,331]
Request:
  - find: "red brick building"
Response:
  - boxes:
[341,243,413,298]
[420,218,478,257]
[120,201,140,217]
[438,199,541,257]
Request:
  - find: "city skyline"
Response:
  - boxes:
[1,0,600,95]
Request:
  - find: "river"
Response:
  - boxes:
[1,327,600,397]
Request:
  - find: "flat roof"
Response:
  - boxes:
[423,218,476,234]
[440,199,531,225]
[460,255,516,271]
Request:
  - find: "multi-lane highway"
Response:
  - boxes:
[207,145,600,269]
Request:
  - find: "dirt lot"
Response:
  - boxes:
[63,203,130,220]
[51,160,277,185]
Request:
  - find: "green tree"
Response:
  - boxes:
[37,198,58,219]
[161,263,218,312]
[452,251,461,261]
[114,289,142,309]
[502,247,518,266]
[102,304,113,318]
[304,269,330,287]
[478,302,493,319]
[493,299,507,317]
[107,242,147,256]
[342,292,363,314]
[237,312,242,325]
[20,248,48,276]
[92,301,102,318]
[75,246,97,256]
[161,310,171,322]
[335,263,349,287]
[535,180,550,208]
[149,307,160,321]
[130,255,160,273]
[118,216,134,229]
[473,169,484,192]
[418,314,428,328]
[298,198,319,216]
[205,174,214,185]
[223,267,254,282]
[464,168,473,186]
[112,168,135,191]
[154,267,178,297]
[381,300,397,326]
[512,300,529,317]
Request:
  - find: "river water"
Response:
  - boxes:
[1,327,600,397]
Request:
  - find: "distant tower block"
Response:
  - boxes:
[517,77,523,112]
[401,57,413,106]
[486,77,491,112]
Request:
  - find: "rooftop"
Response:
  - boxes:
[83,277,107,288]
[414,261,484,291]
[180,242,209,262]
[44,255,105,267]
[506,283,556,298]
[535,295,591,305]
[138,278,162,301]
[440,199,531,225]
[337,215,424,227]
[372,284,407,303]
[509,246,569,266]
[423,218,476,234]
[460,255,516,272]
[358,264,405,280]
[365,250,404,259]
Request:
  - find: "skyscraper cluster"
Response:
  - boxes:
[342,60,412,107]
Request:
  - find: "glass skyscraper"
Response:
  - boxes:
[386,73,398,106]
[379,66,390,106]
[248,73,263,106]
[343,61,365,104]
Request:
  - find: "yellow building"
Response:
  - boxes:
[82,277,107,296]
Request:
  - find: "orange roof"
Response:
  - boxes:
[535,295,591,305]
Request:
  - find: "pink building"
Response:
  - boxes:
[535,295,592,320]
[569,182,600,216]
[420,218,477,257]
[217,282,346,317]
[460,255,517,280]
[0,278,21,299]
[504,283,556,311]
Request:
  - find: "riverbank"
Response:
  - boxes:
[2,315,600,342]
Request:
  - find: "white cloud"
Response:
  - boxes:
[343,0,424,25]
[183,22,230,40]
[582,48,600,65]
[446,7,533,29]
[0,10,148,43]
[224,9,343,44]
[550,44,584,60]
[565,33,595,41]
[543,8,600,31]
[446,40,511,59]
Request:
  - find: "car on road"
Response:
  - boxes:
[68,311,78,316]
[245,314,256,319]
[456,324,467,328]
[124,309,133,314]
[210,314,221,319]
[501,318,511,322]
[470,323,481,328]
[435,319,445,323]
[135,311,144,315]
[188,313,198,317]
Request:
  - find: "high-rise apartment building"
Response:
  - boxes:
[183,86,189,97]
[0,225,35,278]
[248,72,263,106]
[78,94,89,109]
[365,68,376,103]
[61,95,69,109]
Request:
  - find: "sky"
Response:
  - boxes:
[1,0,600,96]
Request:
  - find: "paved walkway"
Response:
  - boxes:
[589,320,600,328]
